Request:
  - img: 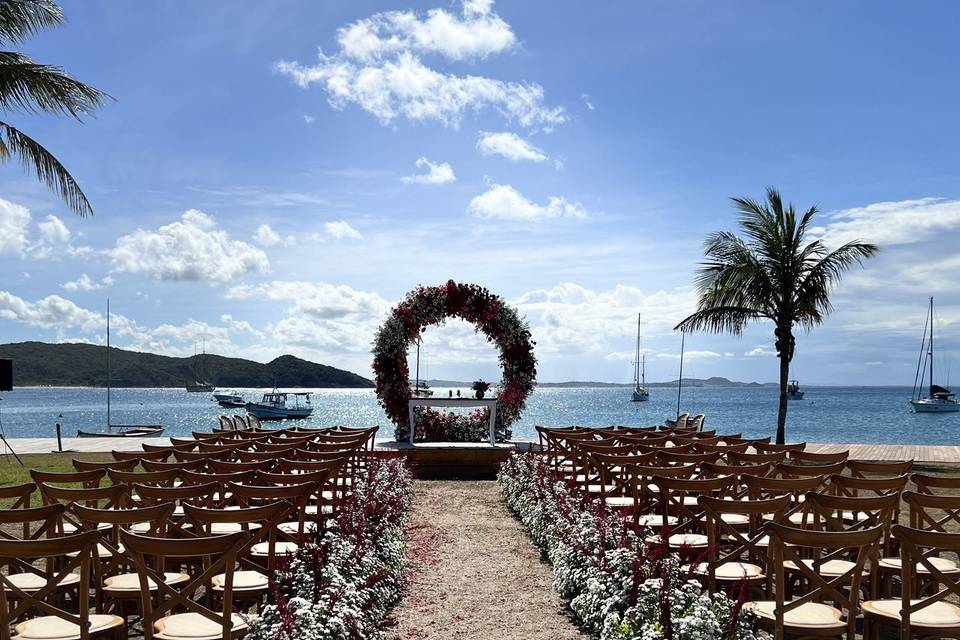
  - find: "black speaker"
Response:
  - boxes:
[0,359,11,391]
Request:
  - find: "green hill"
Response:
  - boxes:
[0,342,374,388]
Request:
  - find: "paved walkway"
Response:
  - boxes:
[385,481,586,640]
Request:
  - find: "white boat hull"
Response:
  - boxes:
[911,399,960,413]
[632,390,649,402]
[245,403,313,420]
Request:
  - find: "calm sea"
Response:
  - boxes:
[0,386,956,446]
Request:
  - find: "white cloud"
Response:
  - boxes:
[253,224,282,247]
[316,220,363,241]
[581,93,594,111]
[0,291,102,332]
[302,114,315,124]
[402,157,456,185]
[468,184,593,221]
[275,2,564,129]
[62,274,113,292]
[38,215,71,244]
[335,0,515,62]
[813,198,960,248]
[0,198,31,255]
[111,209,269,283]
[745,346,776,357]
[476,131,547,162]
[655,350,723,361]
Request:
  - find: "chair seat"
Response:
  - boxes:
[763,512,813,525]
[645,533,709,548]
[878,556,960,574]
[15,614,124,640]
[304,505,334,515]
[688,561,764,580]
[278,521,318,534]
[67,543,122,559]
[744,600,844,629]
[61,522,111,533]
[784,558,863,577]
[208,522,261,534]
[5,572,80,592]
[154,612,250,640]
[603,496,635,508]
[863,599,960,627]
[103,572,189,592]
[585,484,618,494]
[250,541,298,557]
[211,570,269,591]
[718,513,750,526]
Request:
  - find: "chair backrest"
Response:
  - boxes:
[208,459,274,474]
[36,483,128,511]
[0,503,65,541]
[654,474,735,534]
[0,483,36,510]
[911,473,960,495]
[231,414,249,430]
[113,448,170,462]
[174,449,229,463]
[120,529,247,640]
[789,449,849,466]
[827,474,908,499]
[763,522,882,640]
[699,461,772,481]
[801,492,899,553]
[140,458,205,473]
[891,525,960,637]
[772,460,846,479]
[0,530,98,639]
[903,491,960,533]
[726,450,786,465]
[134,481,218,508]
[108,468,180,487]
[846,459,913,478]
[71,458,138,473]
[754,442,806,454]
[656,450,721,466]
[694,441,749,455]
[30,468,104,488]
[236,448,291,463]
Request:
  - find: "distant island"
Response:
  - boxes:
[0,342,374,388]
[425,377,772,388]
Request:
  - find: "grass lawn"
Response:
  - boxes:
[0,452,115,507]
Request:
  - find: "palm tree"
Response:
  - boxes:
[675,187,877,444]
[0,0,109,216]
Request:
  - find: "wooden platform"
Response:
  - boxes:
[805,443,960,464]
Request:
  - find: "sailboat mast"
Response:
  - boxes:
[676,330,685,420]
[930,296,935,394]
[634,314,641,386]
[106,299,111,427]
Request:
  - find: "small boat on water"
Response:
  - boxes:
[245,391,314,420]
[911,297,959,413]
[787,380,805,400]
[79,300,164,438]
[412,381,434,398]
[185,340,215,392]
[631,313,649,402]
[213,390,245,408]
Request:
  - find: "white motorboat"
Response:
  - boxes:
[631,313,649,402]
[910,297,959,413]
[245,391,314,420]
[213,390,245,407]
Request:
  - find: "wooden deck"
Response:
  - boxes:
[0,437,957,465]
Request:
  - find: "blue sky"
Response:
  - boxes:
[1,0,958,385]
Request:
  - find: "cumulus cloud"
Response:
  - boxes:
[274,1,565,129]
[402,157,456,185]
[111,209,269,283]
[62,274,113,292]
[812,198,960,248]
[253,224,282,247]
[468,184,593,221]
[302,114,315,124]
[476,131,547,162]
[0,198,31,255]
[314,220,363,241]
[745,346,776,357]
[38,215,71,244]
[655,350,724,361]
[0,291,103,332]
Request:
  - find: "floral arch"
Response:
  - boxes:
[372,280,537,442]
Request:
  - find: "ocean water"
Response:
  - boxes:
[0,386,956,445]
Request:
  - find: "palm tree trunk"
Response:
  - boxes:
[776,334,791,445]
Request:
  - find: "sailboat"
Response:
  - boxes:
[631,313,649,402]
[185,339,215,392]
[77,300,164,437]
[412,337,433,397]
[910,297,959,413]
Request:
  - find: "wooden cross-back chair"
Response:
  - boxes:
[693,441,750,455]
[0,503,64,542]
[236,448,292,463]
[586,451,657,523]
[697,494,791,595]
[173,449,229,464]
[570,441,638,494]
[727,450,786,466]
[754,442,807,455]
[108,467,180,489]
[772,461,846,480]
[863,525,960,640]
[699,462,773,498]
[208,459,275,474]
[911,473,960,496]
[650,474,735,550]
[656,449,720,468]
[746,523,882,640]
[120,530,250,640]
[227,481,316,540]
[134,482,218,536]
[743,474,827,527]
[112,449,166,462]
[0,530,125,640]
[36,484,129,535]
[140,458,204,474]
[0,482,36,511]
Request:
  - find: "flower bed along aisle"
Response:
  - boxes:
[249,458,413,640]
[498,453,761,640]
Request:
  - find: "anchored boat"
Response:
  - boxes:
[245,391,314,420]
[631,313,649,402]
[911,297,959,413]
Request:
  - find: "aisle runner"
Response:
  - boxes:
[386,481,586,640]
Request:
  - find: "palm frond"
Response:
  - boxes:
[0,0,61,45]
[0,51,108,118]
[792,240,878,328]
[0,120,91,216]
[674,305,767,334]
